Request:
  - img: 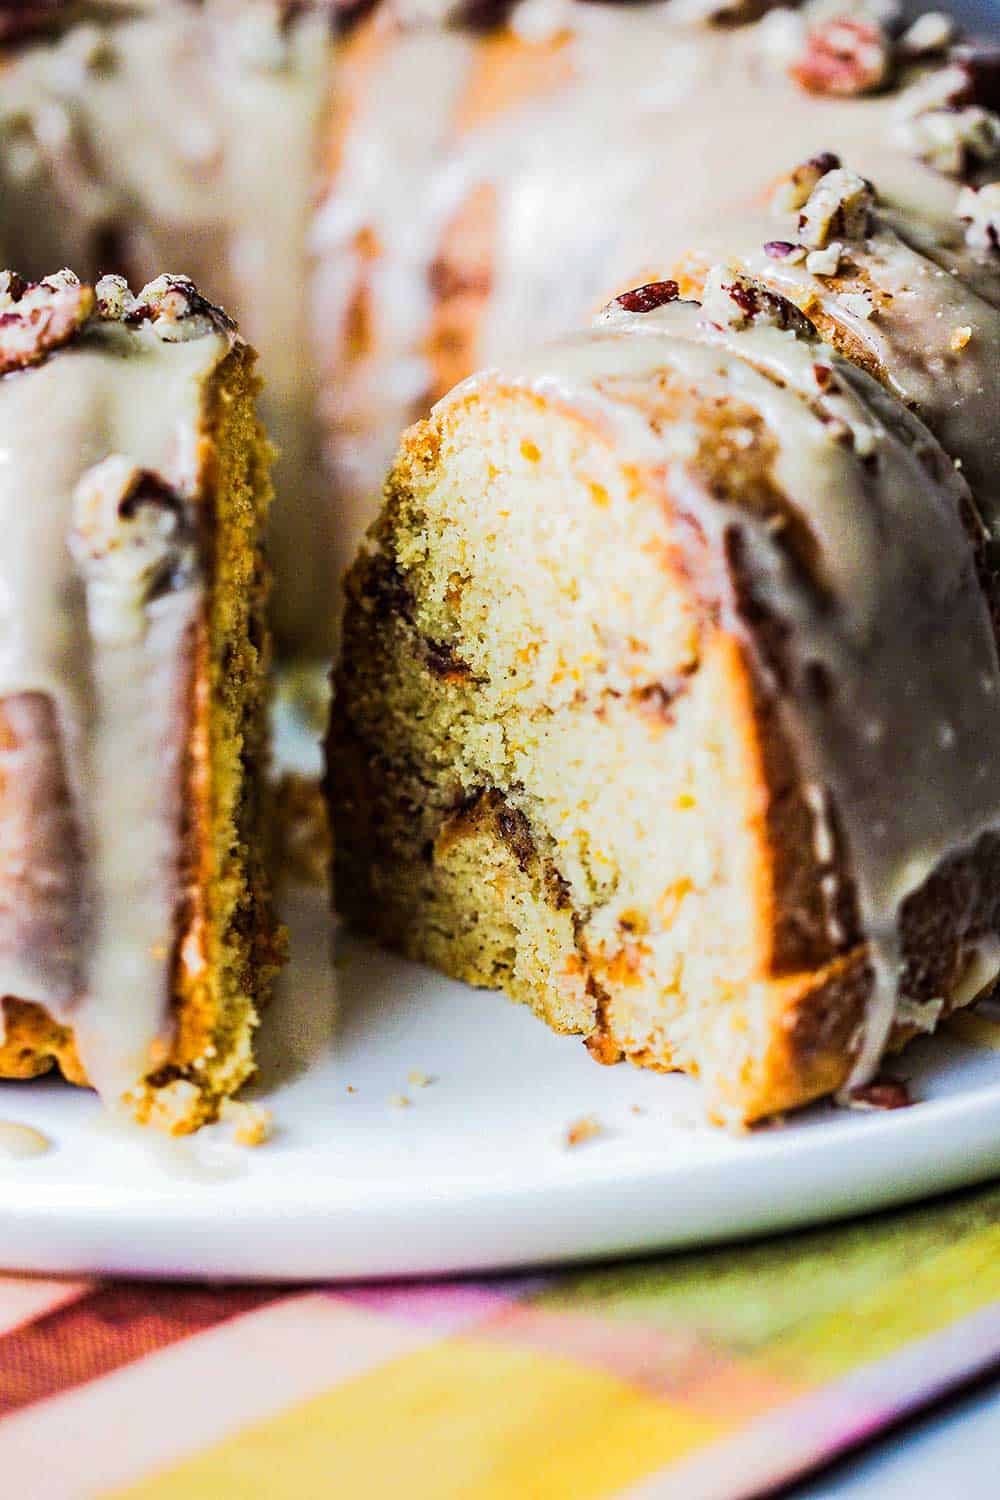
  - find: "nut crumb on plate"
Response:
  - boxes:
[846,1078,913,1111]
[564,1114,604,1148]
[219,1099,273,1147]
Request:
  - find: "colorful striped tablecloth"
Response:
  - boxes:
[4,1180,1000,1499]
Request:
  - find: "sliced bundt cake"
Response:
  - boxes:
[0,269,283,1132]
[329,284,1000,1125]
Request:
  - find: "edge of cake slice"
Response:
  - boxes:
[329,287,1000,1126]
[0,268,284,1133]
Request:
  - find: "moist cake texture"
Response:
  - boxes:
[0,269,282,1131]
[330,272,1000,1125]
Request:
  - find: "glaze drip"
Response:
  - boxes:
[0,308,230,1103]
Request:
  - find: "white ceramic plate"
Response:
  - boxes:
[2,872,1000,1282]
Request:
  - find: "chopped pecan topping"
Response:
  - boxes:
[94,274,133,320]
[797,167,873,248]
[763,239,807,263]
[957,182,1000,251]
[895,52,1000,176]
[0,266,236,377]
[899,10,954,57]
[702,266,815,336]
[898,105,1000,177]
[847,1077,913,1110]
[897,61,970,118]
[790,16,892,97]
[771,152,842,214]
[806,240,844,277]
[0,270,26,303]
[69,457,193,643]
[0,269,94,377]
[120,274,236,342]
[615,280,681,313]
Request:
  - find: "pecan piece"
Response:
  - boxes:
[957,182,1000,251]
[0,269,94,377]
[702,266,815,336]
[790,16,892,97]
[121,274,236,342]
[614,280,681,314]
[899,10,954,57]
[847,1077,913,1111]
[771,152,842,214]
[898,105,1000,178]
[806,240,844,276]
[94,273,134,320]
[797,167,873,248]
[763,239,807,263]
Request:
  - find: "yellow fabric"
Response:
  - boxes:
[109,1336,723,1500]
[761,1221,1000,1383]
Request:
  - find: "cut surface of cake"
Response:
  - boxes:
[0,268,282,1132]
[330,284,1000,1126]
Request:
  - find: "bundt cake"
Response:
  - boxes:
[3,1,997,649]
[329,274,1000,1125]
[0,268,282,1132]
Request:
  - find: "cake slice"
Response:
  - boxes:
[329,284,1000,1125]
[0,269,283,1132]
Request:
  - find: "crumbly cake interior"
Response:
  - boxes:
[144,348,284,1131]
[336,390,805,1118]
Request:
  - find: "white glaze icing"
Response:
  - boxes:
[439,295,1000,1085]
[0,315,229,1103]
[681,194,1000,527]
